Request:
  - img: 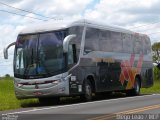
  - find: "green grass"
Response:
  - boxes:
[141,80,160,94]
[0,77,38,111]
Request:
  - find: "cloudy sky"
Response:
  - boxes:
[0,0,160,76]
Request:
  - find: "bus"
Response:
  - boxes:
[4,19,153,103]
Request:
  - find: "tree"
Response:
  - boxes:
[154,67,160,80]
[152,42,160,64]
[5,74,10,78]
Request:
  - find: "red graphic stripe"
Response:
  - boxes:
[123,60,130,80]
[120,72,125,85]
[120,61,126,85]
[120,61,129,84]
[125,60,134,85]
[125,60,131,67]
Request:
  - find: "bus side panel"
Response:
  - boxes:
[69,27,153,95]
[68,57,125,94]
[68,54,153,95]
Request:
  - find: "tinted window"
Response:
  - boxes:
[111,31,123,52]
[69,26,83,59]
[15,35,38,75]
[14,30,67,79]
[143,36,151,54]
[85,28,99,52]
[133,35,143,54]
[99,30,112,52]
[122,33,133,53]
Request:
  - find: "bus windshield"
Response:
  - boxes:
[14,30,67,79]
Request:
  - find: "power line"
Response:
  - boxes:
[0,9,46,21]
[126,21,160,36]
[0,1,56,20]
[148,31,160,35]
[129,21,160,30]
[0,1,159,33]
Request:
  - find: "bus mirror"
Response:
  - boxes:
[3,48,8,59]
[3,42,16,59]
[4,48,8,59]
[63,34,76,53]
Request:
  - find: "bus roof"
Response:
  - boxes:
[19,19,141,35]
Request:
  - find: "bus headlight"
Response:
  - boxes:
[17,83,23,87]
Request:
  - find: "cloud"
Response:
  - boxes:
[38,0,93,16]
[83,0,160,43]
[8,0,93,20]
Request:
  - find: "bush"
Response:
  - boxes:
[5,74,10,78]
[154,66,160,81]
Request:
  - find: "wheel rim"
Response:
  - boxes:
[135,81,140,94]
[85,84,92,99]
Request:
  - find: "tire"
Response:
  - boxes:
[38,97,60,105]
[80,80,93,101]
[126,77,140,96]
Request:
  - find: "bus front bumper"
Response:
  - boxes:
[15,80,70,99]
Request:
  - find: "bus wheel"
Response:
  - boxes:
[126,77,140,96]
[81,80,93,101]
[38,97,60,105]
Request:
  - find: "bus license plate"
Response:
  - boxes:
[33,92,42,95]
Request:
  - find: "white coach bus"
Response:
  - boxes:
[4,19,153,103]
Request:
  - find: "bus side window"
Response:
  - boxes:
[99,30,112,52]
[84,27,99,52]
[143,37,151,54]
[16,48,24,69]
[122,34,133,53]
[69,26,83,60]
[72,44,77,63]
[68,44,77,65]
[111,31,123,52]
[133,35,143,54]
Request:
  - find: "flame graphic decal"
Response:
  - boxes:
[119,54,143,89]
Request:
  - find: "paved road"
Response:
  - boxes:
[1,94,160,120]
